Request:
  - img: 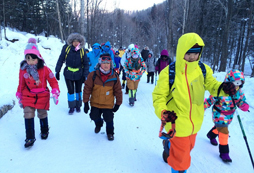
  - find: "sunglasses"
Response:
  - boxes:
[101,56,111,61]
[105,46,109,48]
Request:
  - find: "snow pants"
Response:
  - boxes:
[168,134,197,171]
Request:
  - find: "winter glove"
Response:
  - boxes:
[84,102,90,114]
[161,110,177,125]
[51,88,60,105]
[15,92,23,108]
[239,103,249,112]
[112,105,120,112]
[222,82,236,96]
[55,72,60,81]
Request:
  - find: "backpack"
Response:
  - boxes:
[65,45,85,66]
[169,61,206,90]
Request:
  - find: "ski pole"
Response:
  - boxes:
[236,109,254,169]
[155,75,157,86]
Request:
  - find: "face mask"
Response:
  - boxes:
[132,54,139,59]
[233,80,242,86]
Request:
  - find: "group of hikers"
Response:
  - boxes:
[16,32,249,173]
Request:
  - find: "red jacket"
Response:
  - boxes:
[17,66,59,110]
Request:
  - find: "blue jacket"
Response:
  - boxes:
[101,41,115,65]
[87,43,101,72]
[114,55,121,69]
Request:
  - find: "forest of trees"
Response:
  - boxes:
[0,0,254,75]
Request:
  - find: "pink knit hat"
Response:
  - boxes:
[160,49,169,56]
[24,38,43,60]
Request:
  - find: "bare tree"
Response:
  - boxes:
[56,0,64,42]
[80,0,85,36]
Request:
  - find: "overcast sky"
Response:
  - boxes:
[103,0,165,11]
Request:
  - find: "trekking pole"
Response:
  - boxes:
[155,74,157,86]
[236,109,254,169]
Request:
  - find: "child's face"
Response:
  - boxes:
[72,40,80,47]
[26,56,38,65]
[101,63,111,71]
[184,53,199,62]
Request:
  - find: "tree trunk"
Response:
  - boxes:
[241,0,253,72]
[219,0,233,72]
[167,0,173,57]
[182,0,189,35]
[56,0,64,43]
[86,0,90,48]
[80,0,85,36]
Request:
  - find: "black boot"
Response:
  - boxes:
[40,117,49,140]
[24,118,36,148]
[94,119,103,133]
[106,122,114,141]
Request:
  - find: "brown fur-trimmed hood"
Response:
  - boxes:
[67,33,86,47]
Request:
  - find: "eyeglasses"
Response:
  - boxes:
[101,56,111,61]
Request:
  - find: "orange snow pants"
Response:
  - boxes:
[167,133,197,171]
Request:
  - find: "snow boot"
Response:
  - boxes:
[207,126,218,146]
[219,144,232,162]
[40,117,49,140]
[76,107,81,113]
[94,119,103,133]
[106,121,114,141]
[24,118,36,148]
[171,168,187,173]
[162,139,171,163]
[107,134,114,141]
[24,139,36,148]
[68,108,75,115]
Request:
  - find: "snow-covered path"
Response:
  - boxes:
[0,29,254,173]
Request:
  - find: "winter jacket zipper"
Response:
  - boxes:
[185,64,194,135]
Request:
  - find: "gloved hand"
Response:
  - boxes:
[239,103,249,112]
[84,102,90,114]
[55,72,60,81]
[222,82,236,96]
[16,92,23,108]
[51,88,60,105]
[112,105,120,112]
[161,110,177,125]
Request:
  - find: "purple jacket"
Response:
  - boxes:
[155,58,171,74]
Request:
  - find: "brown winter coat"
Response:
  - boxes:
[83,70,122,109]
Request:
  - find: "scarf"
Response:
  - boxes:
[21,62,39,82]
[131,57,141,70]
[99,67,111,75]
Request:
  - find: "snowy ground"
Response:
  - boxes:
[0,28,254,173]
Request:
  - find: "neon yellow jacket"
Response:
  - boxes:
[152,33,222,137]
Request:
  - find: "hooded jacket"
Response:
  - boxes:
[145,51,156,72]
[204,70,248,126]
[152,33,222,137]
[87,43,101,72]
[101,41,115,64]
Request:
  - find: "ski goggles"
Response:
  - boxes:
[101,56,112,61]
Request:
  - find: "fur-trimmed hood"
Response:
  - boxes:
[67,33,86,47]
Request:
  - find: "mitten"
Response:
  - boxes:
[239,103,249,112]
[16,92,23,108]
[222,82,236,96]
[84,102,90,114]
[112,105,120,112]
[51,88,60,105]
[55,72,60,81]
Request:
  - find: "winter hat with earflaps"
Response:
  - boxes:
[24,38,43,60]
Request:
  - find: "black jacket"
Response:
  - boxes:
[141,49,149,62]
[55,44,89,80]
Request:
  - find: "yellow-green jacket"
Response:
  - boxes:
[152,33,222,137]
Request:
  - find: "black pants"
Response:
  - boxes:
[65,77,83,108]
[147,72,154,83]
[64,77,83,94]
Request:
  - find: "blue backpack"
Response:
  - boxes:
[169,61,206,90]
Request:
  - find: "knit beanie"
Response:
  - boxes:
[160,49,169,56]
[24,38,43,60]
[187,44,202,53]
